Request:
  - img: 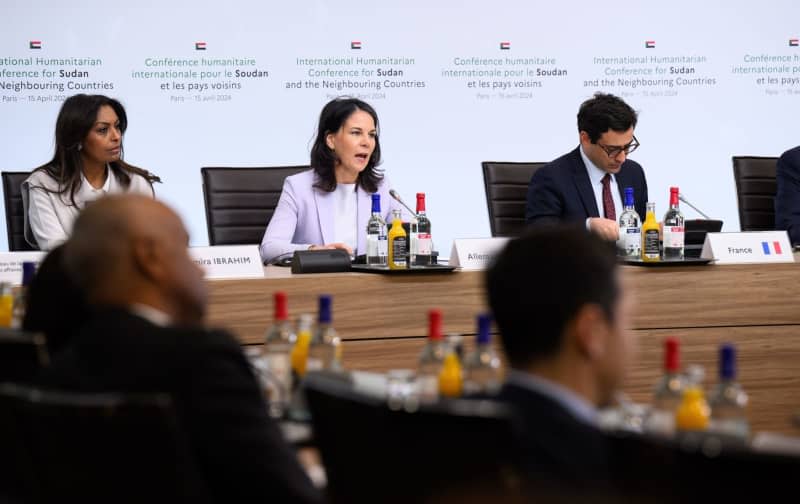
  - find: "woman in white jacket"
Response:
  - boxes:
[22,94,160,250]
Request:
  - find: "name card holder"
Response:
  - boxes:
[189,245,264,279]
[448,238,509,270]
[0,251,45,285]
[700,231,794,264]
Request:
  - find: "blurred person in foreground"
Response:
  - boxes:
[22,244,90,356]
[486,226,636,499]
[39,194,321,503]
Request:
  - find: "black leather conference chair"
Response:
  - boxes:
[1,171,38,251]
[732,156,778,231]
[303,371,525,503]
[0,384,209,503]
[201,166,309,246]
[482,162,547,237]
[0,329,49,383]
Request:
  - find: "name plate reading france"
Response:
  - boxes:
[700,231,794,264]
[449,238,509,270]
[0,251,45,285]
[189,245,264,279]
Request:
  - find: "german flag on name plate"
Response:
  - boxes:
[500,41,511,50]
[351,41,362,50]
[195,41,207,50]
[645,40,656,49]
[29,40,42,49]
[790,38,799,47]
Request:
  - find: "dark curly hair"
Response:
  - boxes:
[577,92,638,143]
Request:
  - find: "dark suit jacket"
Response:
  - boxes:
[775,145,800,244]
[38,308,322,504]
[494,382,613,495]
[526,147,648,225]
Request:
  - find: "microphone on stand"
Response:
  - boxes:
[678,193,711,220]
[389,189,417,216]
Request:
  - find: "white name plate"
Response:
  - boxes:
[0,251,45,285]
[189,245,264,279]
[448,238,509,270]
[700,231,794,264]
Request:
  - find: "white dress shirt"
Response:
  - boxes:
[332,183,358,254]
[129,303,172,327]
[21,166,155,250]
[580,146,622,230]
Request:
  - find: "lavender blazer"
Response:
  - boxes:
[259,169,405,264]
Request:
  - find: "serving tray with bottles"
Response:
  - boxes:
[350,264,457,274]
[621,257,713,267]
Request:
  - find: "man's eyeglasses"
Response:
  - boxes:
[596,136,640,158]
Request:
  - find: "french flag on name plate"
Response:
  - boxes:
[761,241,784,255]
[499,41,511,50]
[195,41,207,51]
[790,38,799,47]
[645,40,656,49]
[29,40,42,49]
[351,41,362,50]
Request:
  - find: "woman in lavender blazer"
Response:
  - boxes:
[260,98,404,264]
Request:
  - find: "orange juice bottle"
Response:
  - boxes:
[0,283,13,327]
[387,209,408,270]
[438,348,463,397]
[291,314,313,378]
[641,202,660,262]
[675,386,711,431]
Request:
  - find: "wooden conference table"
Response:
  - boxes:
[206,260,800,436]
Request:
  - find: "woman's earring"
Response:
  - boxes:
[77,143,83,151]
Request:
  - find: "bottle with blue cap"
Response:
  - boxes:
[462,314,502,394]
[366,194,388,267]
[617,187,641,258]
[708,343,749,440]
[306,294,342,372]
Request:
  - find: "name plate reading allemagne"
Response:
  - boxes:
[448,238,509,270]
[189,245,264,279]
[701,231,794,265]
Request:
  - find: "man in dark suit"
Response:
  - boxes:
[41,195,322,504]
[485,226,634,496]
[775,145,800,245]
[526,93,648,241]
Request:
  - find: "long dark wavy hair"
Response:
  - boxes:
[30,94,161,207]
[310,97,383,193]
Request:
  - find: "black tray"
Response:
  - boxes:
[621,257,713,267]
[350,264,457,274]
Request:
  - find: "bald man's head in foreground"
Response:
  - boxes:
[63,194,207,326]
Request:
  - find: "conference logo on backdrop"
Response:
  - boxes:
[350,41,362,50]
[499,41,511,50]
[195,41,207,51]
[29,40,42,50]
[790,38,799,47]
[645,40,656,49]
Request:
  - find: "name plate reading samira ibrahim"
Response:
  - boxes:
[0,251,45,285]
[448,238,509,270]
[700,231,794,265]
[189,245,264,279]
